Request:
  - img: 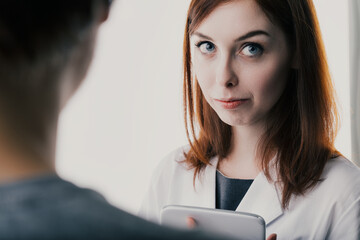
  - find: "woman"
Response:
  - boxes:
[140,0,360,239]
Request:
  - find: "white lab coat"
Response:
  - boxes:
[139,146,360,240]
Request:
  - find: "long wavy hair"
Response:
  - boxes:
[183,0,339,209]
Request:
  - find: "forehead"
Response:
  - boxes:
[193,0,275,40]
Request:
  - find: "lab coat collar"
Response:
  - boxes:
[236,172,284,226]
[193,156,218,209]
[195,156,283,226]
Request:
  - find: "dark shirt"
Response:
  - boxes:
[0,174,235,240]
[216,170,254,211]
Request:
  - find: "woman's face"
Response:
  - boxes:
[190,0,292,127]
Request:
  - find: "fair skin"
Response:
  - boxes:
[190,0,292,179]
[188,1,294,238]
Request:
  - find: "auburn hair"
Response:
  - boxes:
[183,0,339,209]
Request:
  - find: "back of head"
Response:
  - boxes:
[0,0,101,91]
[0,0,109,159]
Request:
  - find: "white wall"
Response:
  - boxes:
[314,0,351,160]
[349,0,360,166]
[56,0,352,214]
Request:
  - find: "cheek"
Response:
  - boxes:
[192,55,215,96]
[246,58,289,103]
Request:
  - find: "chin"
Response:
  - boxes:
[217,114,248,127]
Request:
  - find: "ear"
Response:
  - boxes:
[99,0,112,23]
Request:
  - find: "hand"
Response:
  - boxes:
[186,217,197,229]
[267,233,277,240]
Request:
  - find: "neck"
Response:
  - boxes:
[0,154,55,184]
[0,124,58,185]
[218,122,265,179]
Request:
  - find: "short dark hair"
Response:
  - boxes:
[0,0,110,158]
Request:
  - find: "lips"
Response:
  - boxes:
[214,98,249,109]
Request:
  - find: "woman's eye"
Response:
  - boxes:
[196,41,216,54]
[241,44,263,57]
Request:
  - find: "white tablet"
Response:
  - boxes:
[160,205,265,240]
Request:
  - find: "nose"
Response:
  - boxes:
[215,53,238,88]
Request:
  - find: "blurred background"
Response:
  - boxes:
[56,0,354,214]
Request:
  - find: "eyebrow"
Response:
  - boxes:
[192,30,270,42]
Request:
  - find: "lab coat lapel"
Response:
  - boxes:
[235,172,283,226]
[192,157,219,209]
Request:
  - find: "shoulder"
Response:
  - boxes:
[0,176,146,237]
[316,156,360,202]
[139,145,194,222]
[288,156,360,210]
[323,156,360,188]
[159,144,191,168]
[151,145,193,183]
[320,157,360,238]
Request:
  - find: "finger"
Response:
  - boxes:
[186,217,197,229]
[267,233,277,240]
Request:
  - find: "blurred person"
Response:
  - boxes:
[140,0,360,239]
[0,0,254,239]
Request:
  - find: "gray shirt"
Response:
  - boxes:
[0,174,234,240]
